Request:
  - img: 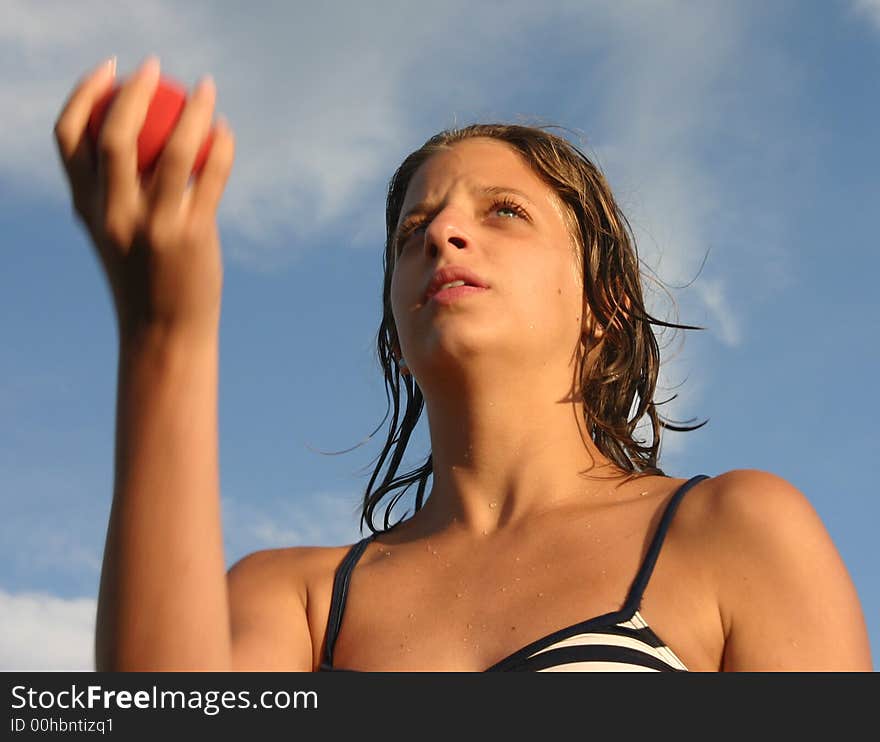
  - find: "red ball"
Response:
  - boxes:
[87,74,215,177]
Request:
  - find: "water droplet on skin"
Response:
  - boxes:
[408,613,415,619]
[537,592,544,598]
[481,530,488,536]
[514,577,520,582]
[514,556,520,562]
[640,490,649,497]
[500,586,507,592]
[467,623,473,630]
[456,592,463,598]
[489,501,497,509]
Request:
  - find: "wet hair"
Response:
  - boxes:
[357,123,704,534]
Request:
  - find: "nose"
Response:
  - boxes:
[423,207,470,259]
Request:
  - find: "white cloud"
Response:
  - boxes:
[0,589,95,671]
[1,0,455,255]
[2,0,809,443]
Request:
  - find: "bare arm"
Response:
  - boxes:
[56,55,320,673]
[96,331,229,670]
[54,56,240,670]
[96,335,316,671]
[711,470,872,671]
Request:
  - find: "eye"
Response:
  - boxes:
[394,218,427,253]
[491,198,529,221]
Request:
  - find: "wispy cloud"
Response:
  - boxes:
[853,0,880,29]
[0,589,95,671]
[222,489,364,566]
[0,462,104,591]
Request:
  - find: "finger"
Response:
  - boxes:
[53,57,118,212]
[149,75,217,223]
[189,115,236,224]
[97,55,161,244]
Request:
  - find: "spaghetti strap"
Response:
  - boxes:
[621,474,710,615]
[322,534,375,668]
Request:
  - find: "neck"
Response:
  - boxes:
[407,359,630,537]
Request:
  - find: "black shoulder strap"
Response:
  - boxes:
[322,535,375,668]
[622,474,710,615]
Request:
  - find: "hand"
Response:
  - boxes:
[53,56,235,342]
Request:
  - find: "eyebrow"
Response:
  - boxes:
[397,185,535,229]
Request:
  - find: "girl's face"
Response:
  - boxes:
[390,137,586,382]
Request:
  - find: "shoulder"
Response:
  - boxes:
[682,468,821,540]
[226,542,361,671]
[227,542,354,590]
[681,468,846,592]
[663,469,820,566]
[677,469,872,670]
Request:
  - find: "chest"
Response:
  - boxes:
[323,520,721,671]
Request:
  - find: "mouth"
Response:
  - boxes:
[428,284,489,305]
[423,267,490,303]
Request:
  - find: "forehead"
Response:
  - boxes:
[400,137,553,214]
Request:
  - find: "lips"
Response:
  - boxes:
[424,266,490,302]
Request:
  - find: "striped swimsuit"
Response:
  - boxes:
[320,474,709,672]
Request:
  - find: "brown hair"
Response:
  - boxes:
[358,123,704,534]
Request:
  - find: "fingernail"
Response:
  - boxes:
[196,75,215,95]
[95,55,116,77]
[140,55,160,76]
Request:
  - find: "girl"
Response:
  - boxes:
[54,56,872,672]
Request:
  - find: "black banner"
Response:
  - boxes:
[3,672,873,738]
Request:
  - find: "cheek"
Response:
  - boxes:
[543,264,585,332]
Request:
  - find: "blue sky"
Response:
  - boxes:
[1,0,877,670]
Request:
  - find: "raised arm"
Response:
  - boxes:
[55,55,237,670]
